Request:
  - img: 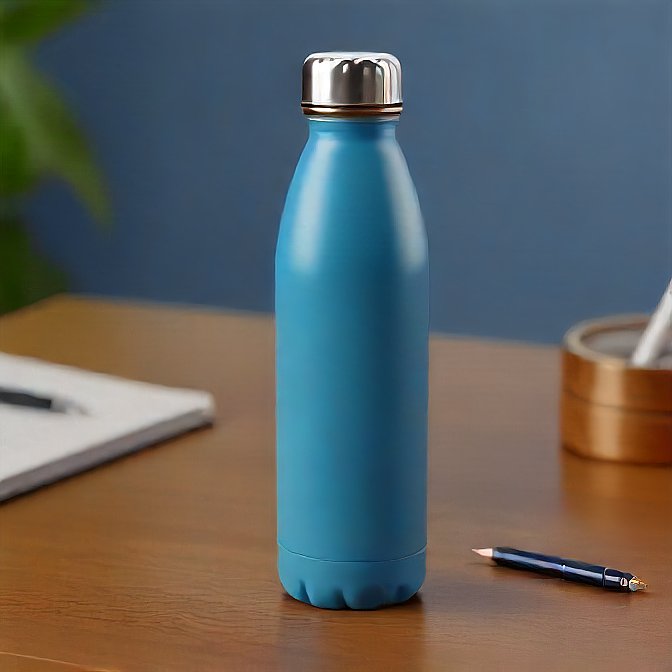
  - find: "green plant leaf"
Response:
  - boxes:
[0,95,40,195]
[0,216,67,314]
[0,0,90,46]
[0,47,111,224]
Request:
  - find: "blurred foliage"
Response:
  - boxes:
[0,0,109,313]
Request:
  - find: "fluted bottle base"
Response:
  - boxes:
[278,544,425,610]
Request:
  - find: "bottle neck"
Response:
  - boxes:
[306,115,399,140]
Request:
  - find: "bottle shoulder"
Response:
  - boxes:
[277,136,426,274]
[282,135,422,224]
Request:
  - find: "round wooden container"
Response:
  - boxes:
[560,315,672,464]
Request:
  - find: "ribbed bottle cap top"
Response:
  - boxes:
[301,52,402,115]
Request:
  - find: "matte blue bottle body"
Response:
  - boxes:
[276,118,428,609]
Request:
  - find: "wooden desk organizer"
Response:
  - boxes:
[561,315,672,464]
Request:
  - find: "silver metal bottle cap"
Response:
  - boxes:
[301,52,403,115]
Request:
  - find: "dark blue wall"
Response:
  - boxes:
[28,0,671,342]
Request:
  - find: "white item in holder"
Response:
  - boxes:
[630,278,672,368]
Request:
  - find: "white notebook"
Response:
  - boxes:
[0,353,215,501]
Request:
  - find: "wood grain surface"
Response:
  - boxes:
[1,296,670,672]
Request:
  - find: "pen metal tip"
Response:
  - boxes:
[629,577,648,592]
[472,548,494,558]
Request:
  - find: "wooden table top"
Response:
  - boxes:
[1,296,670,672]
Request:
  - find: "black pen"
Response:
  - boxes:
[0,387,87,414]
[473,547,648,592]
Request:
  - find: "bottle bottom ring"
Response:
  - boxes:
[277,544,426,610]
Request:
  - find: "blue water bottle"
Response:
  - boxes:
[276,52,428,610]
